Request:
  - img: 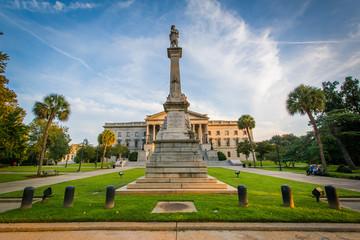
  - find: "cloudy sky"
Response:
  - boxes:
[1,0,360,145]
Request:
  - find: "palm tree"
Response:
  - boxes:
[98,130,116,169]
[237,114,257,167]
[286,84,328,172]
[33,94,70,176]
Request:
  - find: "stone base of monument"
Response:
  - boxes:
[115,176,237,195]
[115,139,237,195]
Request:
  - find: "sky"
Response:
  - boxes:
[1,0,360,145]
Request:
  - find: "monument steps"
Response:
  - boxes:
[145,173,208,178]
[146,161,207,167]
[136,176,218,183]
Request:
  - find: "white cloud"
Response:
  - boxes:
[11,0,98,12]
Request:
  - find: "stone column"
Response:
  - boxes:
[199,124,203,144]
[153,124,156,141]
[146,124,150,144]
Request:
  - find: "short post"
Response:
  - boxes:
[281,185,294,208]
[20,186,35,210]
[237,185,248,207]
[235,171,240,178]
[105,185,115,209]
[119,172,124,178]
[312,187,324,202]
[63,186,75,208]
[325,185,341,209]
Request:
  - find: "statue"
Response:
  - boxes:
[169,25,179,48]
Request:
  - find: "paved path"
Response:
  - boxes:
[0,222,359,240]
[0,167,135,195]
[223,166,360,192]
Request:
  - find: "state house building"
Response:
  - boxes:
[104,110,253,160]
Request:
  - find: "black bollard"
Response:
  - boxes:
[20,186,35,210]
[105,185,115,209]
[281,185,294,208]
[63,186,75,208]
[237,185,248,207]
[325,185,341,209]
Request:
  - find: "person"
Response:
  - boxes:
[306,164,315,175]
[313,165,320,175]
[169,25,179,48]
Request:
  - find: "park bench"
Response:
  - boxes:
[42,170,59,177]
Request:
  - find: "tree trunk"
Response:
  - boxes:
[307,112,328,172]
[329,124,357,170]
[37,119,52,176]
[101,144,107,169]
[246,127,257,167]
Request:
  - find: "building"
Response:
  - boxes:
[104,110,253,160]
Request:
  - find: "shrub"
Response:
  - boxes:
[336,164,353,173]
[129,152,138,161]
[217,151,227,161]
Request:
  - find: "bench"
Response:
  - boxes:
[43,170,59,177]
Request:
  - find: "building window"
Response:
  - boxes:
[226,139,230,146]
[234,130,238,135]
[118,132,121,137]
[217,139,221,146]
[243,130,247,135]
[144,132,146,137]
[237,151,240,157]
[216,131,220,135]
[225,130,229,136]
[135,132,139,137]
[228,151,231,157]
[208,131,211,136]
[127,132,130,137]
[126,140,129,147]
[117,140,122,145]
[236,138,239,145]
[135,140,138,148]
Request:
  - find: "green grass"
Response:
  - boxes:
[260,165,360,180]
[0,168,360,222]
[0,174,31,183]
[0,162,115,173]
[0,167,359,223]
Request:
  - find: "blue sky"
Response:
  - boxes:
[1,0,360,145]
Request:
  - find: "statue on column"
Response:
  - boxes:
[169,25,179,48]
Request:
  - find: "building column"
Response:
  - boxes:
[152,125,156,141]
[199,124,203,144]
[146,124,150,144]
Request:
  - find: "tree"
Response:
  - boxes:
[322,110,359,169]
[33,94,71,176]
[0,33,28,164]
[286,84,328,172]
[48,127,71,164]
[256,141,274,161]
[110,143,128,160]
[74,145,96,163]
[237,114,257,167]
[236,139,255,161]
[341,76,360,114]
[98,130,116,169]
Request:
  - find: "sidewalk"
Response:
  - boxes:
[223,166,360,192]
[0,222,359,240]
[0,167,135,195]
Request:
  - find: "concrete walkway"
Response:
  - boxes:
[0,167,134,195]
[0,222,359,240]
[223,166,360,192]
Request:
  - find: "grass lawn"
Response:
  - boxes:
[0,162,115,173]
[0,167,359,223]
[0,174,31,183]
[259,165,360,180]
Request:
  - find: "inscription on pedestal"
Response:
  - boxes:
[167,112,185,130]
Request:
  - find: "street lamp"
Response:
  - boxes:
[77,138,88,172]
[270,139,282,171]
[275,143,282,171]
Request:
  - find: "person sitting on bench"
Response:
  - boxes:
[306,164,315,175]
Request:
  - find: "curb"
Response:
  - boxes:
[0,222,359,232]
